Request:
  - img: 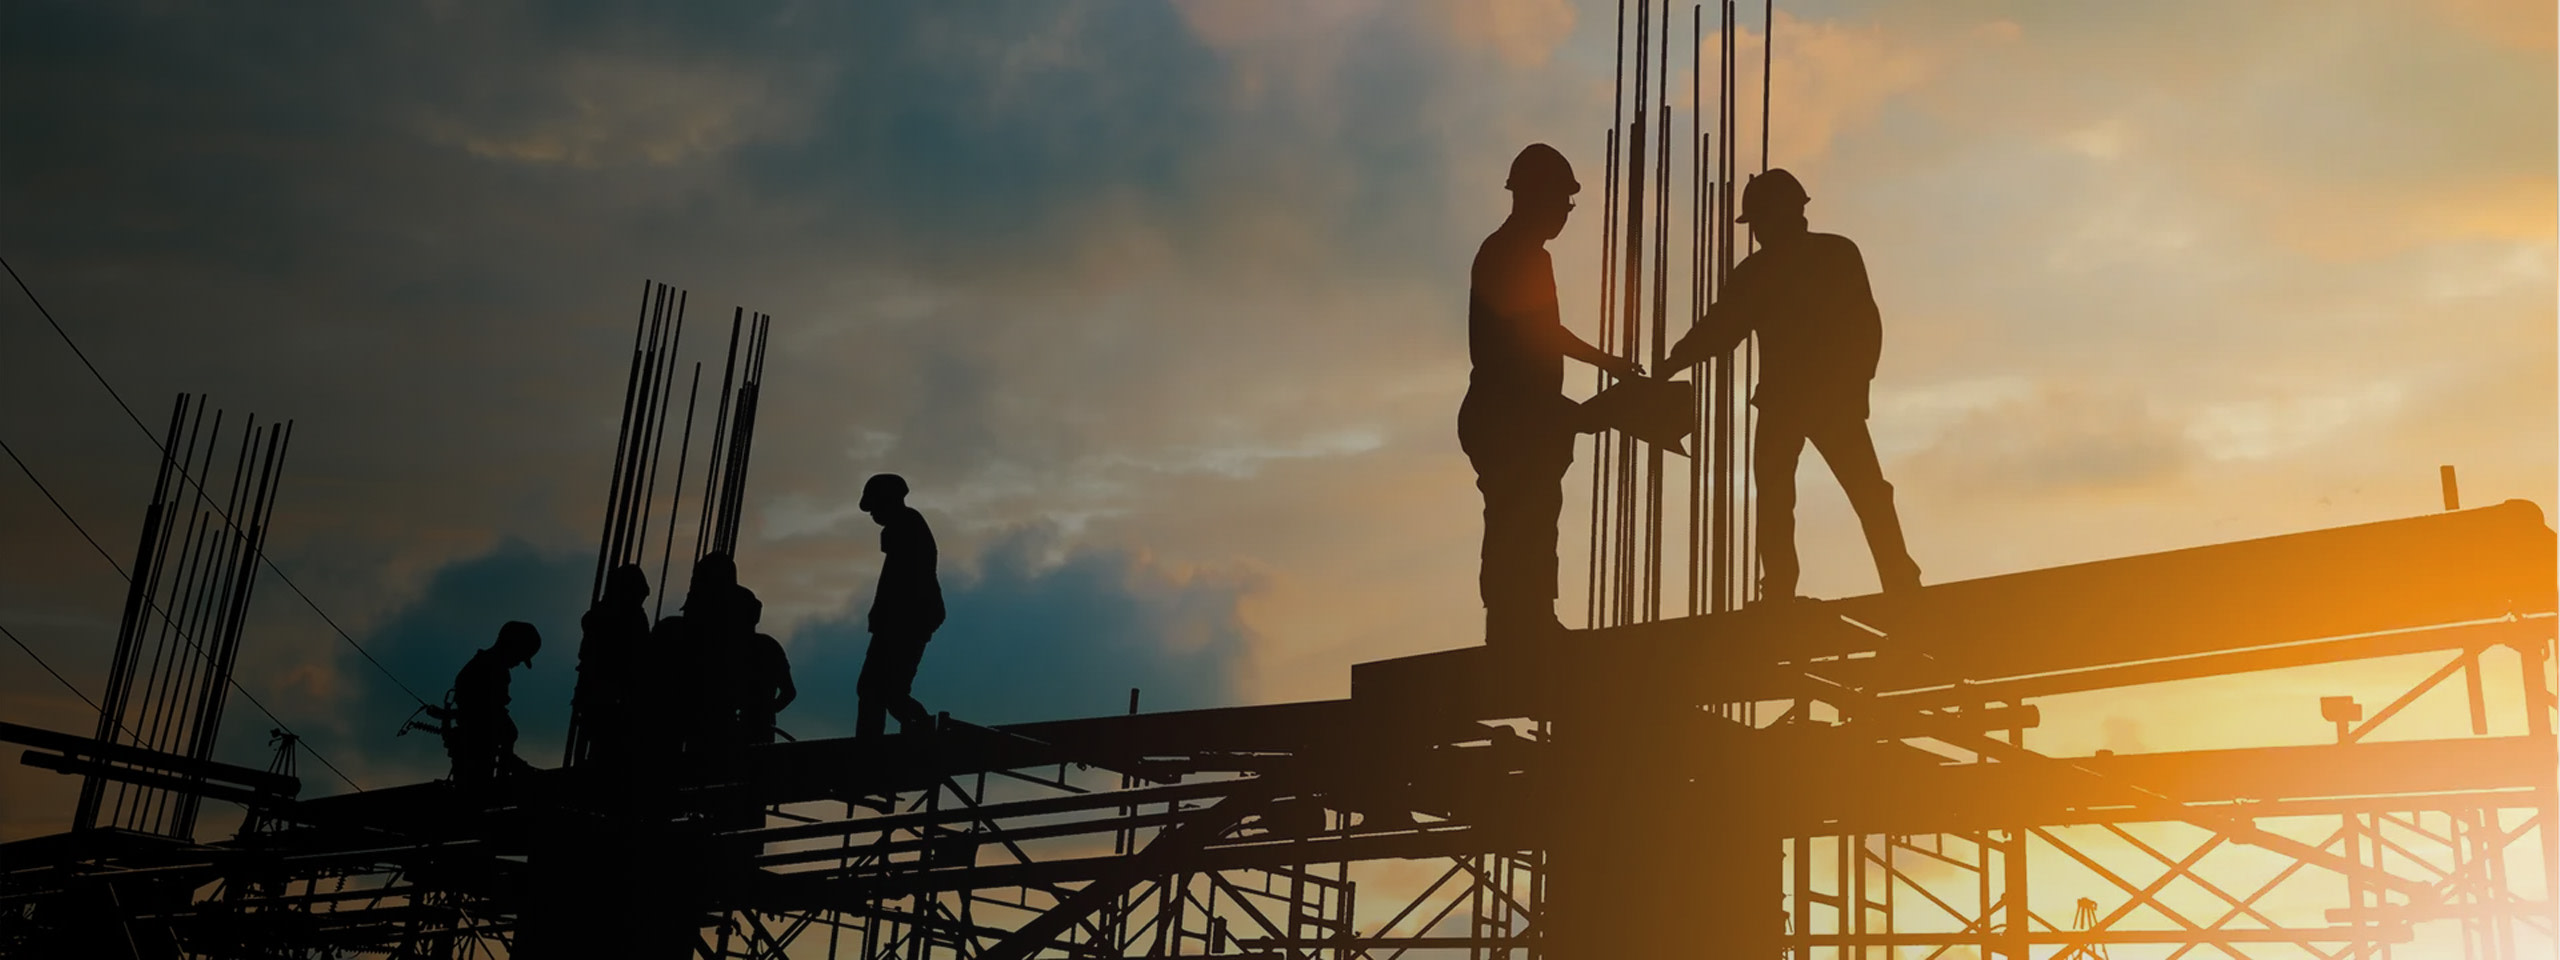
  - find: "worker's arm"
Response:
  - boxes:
[1551,323,1643,380]
[1660,281,1757,372]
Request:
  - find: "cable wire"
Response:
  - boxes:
[1,435,132,579]
[3,253,430,709]
[1,397,368,793]
[5,619,356,792]
[3,620,112,720]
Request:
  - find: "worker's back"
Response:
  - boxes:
[870,505,944,635]
[1725,232,1882,419]
[452,648,513,719]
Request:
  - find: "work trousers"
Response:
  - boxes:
[856,630,933,738]
[1459,391,1581,614]
[1754,410,1920,600]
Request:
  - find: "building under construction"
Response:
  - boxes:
[3,2,2555,958]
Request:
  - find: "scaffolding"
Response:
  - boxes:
[3,498,2551,958]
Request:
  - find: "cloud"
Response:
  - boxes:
[420,53,826,169]
[1,0,2550,841]
[279,525,1257,793]
[326,539,597,788]
[783,525,1259,730]
[1425,0,1579,68]
[1893,380,2192,504]
[2439,0,2557,51]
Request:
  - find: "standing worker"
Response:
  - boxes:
[649,552,738,757]
[437,621,540,785]
[731,586,796,745]
[856,473,942,737]
[1463,143,1645,646]
[1659,169,1922,602]
[571,564,649,765]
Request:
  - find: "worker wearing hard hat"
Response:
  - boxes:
[1463,143,1645,646]
[436,620,541,784]
[1659,168,1922,602]
[856,473,943,737]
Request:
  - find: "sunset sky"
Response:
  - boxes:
[1,0,2551,864]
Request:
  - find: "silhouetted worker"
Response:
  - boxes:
[572,564,650,764]
[1660,168,1922,602]
[441,621,540,785]
[857,474,943,737]
[1464,143,1645,645]
[649,551,739,756]
[732,587,796,745]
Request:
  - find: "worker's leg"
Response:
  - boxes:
[856,634,896,738]
[885,633,932,730]
[1807,417,1922,593]
[1469,437,1572,642]
[1753,417,1810,602]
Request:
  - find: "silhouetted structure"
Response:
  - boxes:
[564,282,776,766]
[4,501,2547,959]
[1662,168,1921,601]
[434,621,540,785]
[1463,143,1647,646]
[857,473,943,737]
[69,393,294,839]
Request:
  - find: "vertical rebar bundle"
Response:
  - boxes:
[567,285,773,765]
[74,393,293,840]
[698,309,771,562]
[591,281,690,604]
[1586,0,1775,627]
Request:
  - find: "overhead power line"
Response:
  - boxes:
[2,253,431,709]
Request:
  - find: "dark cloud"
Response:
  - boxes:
[786,525,1256,731]
[285,524,1254,795]
[330,539,595,788]
[4,0,2548,843]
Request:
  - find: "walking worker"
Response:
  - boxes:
[856,473,942,738]
[1463,143,1645,646]
[440,621,540,785]
[1659,168,1922,602]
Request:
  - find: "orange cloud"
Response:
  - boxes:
[1425,0,1578,68]
[1673,12,2019,178]
[2440,0,2557,51]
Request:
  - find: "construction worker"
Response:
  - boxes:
[439,621,540,785]
[731,587,796,745]
[856,473,942,738]
[1463,143,1645,646]
[571,564,649,764]
[649,552,738,756]
[1659,168,1922,602]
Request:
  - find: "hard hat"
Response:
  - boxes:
[605,563,649,601]
[496,621,541,666]
[1735,168,1809,223]
[859,473,909,512]
[684,552,738,613]
[1505,143,1580,196]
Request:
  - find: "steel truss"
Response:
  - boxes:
[4,505,2554,959]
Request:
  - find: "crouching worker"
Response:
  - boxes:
[431,621,541,785]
